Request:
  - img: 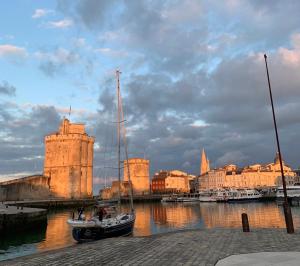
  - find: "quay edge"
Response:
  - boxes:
[0,205,47,233]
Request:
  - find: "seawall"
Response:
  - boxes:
[0,204,47,233]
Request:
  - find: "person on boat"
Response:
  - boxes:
[77,207,84,220]
[98,207,107,221]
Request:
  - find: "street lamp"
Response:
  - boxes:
[263,54,294,234]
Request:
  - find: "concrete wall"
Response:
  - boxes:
[0,175,50,201]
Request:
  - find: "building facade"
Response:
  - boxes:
[151,170,191,193]
[199,153,296,190]
[44,118,94,198]
[123,158,150,195]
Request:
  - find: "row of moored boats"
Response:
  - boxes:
[161,186,300,203]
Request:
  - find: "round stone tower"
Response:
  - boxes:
[123,158,150,195]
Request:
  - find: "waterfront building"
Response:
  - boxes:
[123,158,150,195]
[151,170,192,193]
[198,152,296,190]
[44,118,94,198]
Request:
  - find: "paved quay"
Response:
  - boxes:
[2,228,300,266]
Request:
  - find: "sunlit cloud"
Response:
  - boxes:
[46,18,73,29]
[94,48,128,58]
[32,8,53,19]
[0,44,27,58]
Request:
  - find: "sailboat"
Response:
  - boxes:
[67,70,135,242]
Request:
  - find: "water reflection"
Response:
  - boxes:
[200,202,286,228]
[37,210,76,250]
[2,202,300,261]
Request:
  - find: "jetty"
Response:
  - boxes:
[4,198,96,209]
[0,204,47,233]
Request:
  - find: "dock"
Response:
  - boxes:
[4,198,97,209]
[1,228,300,265]
[0,204,47,233]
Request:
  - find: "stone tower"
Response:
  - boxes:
[44,118,94,198]
[123,158,150,195]
[200,149,210,175]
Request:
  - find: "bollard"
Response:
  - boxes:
[242,213,250,232]
[21,206,23,210]
[72,212,75,220]
[6,205,8,208]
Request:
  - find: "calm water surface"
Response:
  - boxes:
[1,201,300,261]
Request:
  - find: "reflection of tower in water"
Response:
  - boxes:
[200,203,286,229]
[37,211,75,250]
[133,204,151,236]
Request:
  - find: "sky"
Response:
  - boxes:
[1,0,300,193]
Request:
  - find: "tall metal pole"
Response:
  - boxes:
[264,54,294,234]
[116,70,122,208]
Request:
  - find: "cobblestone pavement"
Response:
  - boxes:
[1,228,300,266]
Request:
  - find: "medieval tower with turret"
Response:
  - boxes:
[44,118,94,198]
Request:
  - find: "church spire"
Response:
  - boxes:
[200,148,210,175]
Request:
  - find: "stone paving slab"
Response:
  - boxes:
[1,228,300,266]
[216,252,300,266]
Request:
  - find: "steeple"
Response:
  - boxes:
[274,152,284,164]
[200,149,210,175]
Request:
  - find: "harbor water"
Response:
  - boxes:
[1,201,300,261]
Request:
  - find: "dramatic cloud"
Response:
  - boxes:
[0,81,16,96]
[0,103,61,175]
[35,48,79,76]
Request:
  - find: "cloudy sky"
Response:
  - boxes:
[1,0,300,193]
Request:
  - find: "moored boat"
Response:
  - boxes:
[198,190,217,202]
[161,195,178,202]
[69,211,135,241]
[276,185,300,198]
[227,188,262,202]
[68,70,135,242]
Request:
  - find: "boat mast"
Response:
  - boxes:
[116,70,134,212]
[116,70,121,207]
[120,96,134,212]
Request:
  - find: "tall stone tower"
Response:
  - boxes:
[200,149,210,175]
[123,158,150,195]
[44,118,94,198]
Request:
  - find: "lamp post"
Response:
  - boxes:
[263,54,294,234]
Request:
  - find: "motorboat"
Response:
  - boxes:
[198,190,217,202]
[161,195,178,202]
[227,188,262,202]
[276,185,300,198]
